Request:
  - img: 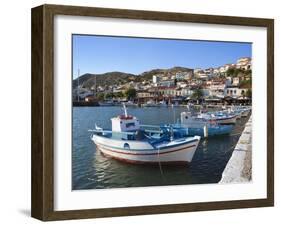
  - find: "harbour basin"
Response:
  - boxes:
[72,106,249,190]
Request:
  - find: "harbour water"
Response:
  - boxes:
[72,106,249,190]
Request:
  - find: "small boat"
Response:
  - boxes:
[197,111,237,125]
[90,104,201,164]
[123,101,138,107]
[225,106,251,119]
[98,100,115,106]
[142,100,158,107]
[176,112,233,137]
[158,100,167,107]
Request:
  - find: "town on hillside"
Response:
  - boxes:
[73,57,252,106]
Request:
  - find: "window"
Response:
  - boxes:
[126,122,135,128]
[124,143,130,149]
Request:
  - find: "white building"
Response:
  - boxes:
[159,79,176,87]
[208,82,226,97]
[204,68,214,78]
[175,71,193,80]
[232,77,240,86]
[213,68,220,76]
[152,75,161,84]
[224,86,248,98]
[236,57,251,70]
[181,87,193,97]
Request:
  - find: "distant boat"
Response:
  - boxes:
[173,111,234,137]
[142,100,158,107]
[197,111,237,125]
[124,100,138,107]
[90,104,201,164]
[158,100,167,107]
[99,100,115,106]
[228,106,251,118]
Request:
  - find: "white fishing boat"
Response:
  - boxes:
[178,112,233,137]
[226,106,251,118]
[197,111,237,124]
[90,104,201,164]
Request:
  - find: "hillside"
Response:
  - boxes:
[72,71,135,89]
[73,66,193,89]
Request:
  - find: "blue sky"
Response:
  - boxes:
[72,35,251,78]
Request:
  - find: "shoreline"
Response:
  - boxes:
[219,116,252,183]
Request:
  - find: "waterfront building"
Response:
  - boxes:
[224,85,249,98]
[181,87,193,97]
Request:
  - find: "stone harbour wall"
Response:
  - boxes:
[219,116,252,183]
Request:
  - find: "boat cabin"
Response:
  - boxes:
[111,115,140,133]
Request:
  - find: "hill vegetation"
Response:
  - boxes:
[73,66,193,89]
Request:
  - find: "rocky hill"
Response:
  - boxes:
[73,66,193,89]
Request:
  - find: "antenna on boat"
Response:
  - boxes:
[170,125,174,141]
[123,103,128,117]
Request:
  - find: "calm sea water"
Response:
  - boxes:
[72,106,249,190]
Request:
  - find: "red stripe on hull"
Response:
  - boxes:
[96,144,196,156]
[101,152,190,165]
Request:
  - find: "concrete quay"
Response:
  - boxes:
[219,116,252,183]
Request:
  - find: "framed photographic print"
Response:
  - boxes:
[31,4,274,221]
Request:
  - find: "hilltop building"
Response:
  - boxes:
[236,57,251,70]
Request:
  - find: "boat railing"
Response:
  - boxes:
[88,129,137,136]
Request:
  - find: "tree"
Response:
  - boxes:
[115,92,125,98]
[97,93,105,101]
[105,93,114,99]
[226,68,235,77]
[191,89,203,100]
[125,88,136,100]
[226,68,244,77]
[246,89,252,98]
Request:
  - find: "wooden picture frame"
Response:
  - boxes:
[31,4,274,221]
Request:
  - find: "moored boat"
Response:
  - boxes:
[176,112,233,137]
[196,111,237,125]
[90,104,201,164]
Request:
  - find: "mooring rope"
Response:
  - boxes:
[157,147,165,180]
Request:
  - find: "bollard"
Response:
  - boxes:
[203,125,208,138]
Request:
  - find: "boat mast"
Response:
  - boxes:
[123,103,128,117]
[77,68,80,102]
[95,74,97,97]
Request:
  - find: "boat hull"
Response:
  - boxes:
[215,115,237,124]
[188,125,233,136]
[92,135,200,164]
[172,124,233,137]
[241,110,250,117]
